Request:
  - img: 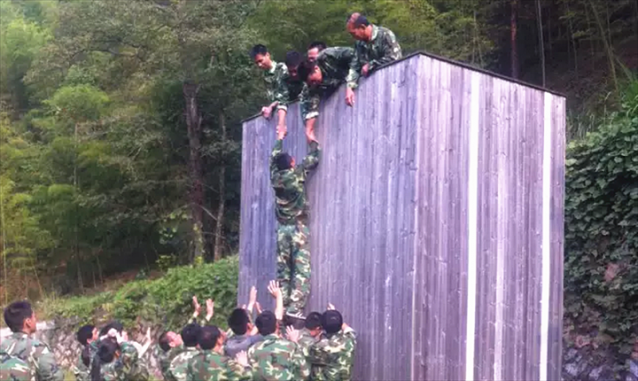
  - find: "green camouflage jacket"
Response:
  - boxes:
[167,347,200,381]
[155,344,184,381]
[297,329,319,358]
[270,139,321,225]
[0,332,64,381]
[300,47,359,120]
[97,359,126,381]
[119,341,148,381]
[308,327,357,381]
[263,61,304,112]
[354,24,402,73]
[186,350,252,381]
[248,334,309,381]
[72,341,98,381]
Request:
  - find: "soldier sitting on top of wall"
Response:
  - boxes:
[0,300,64,381]
[346,12,402,77]
[270,115,320,319]
[251,44,304,130]
[297,45,359,140]
[306,41,327,64]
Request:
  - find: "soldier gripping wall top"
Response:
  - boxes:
[251,44,304,132]
[346,12,402,77]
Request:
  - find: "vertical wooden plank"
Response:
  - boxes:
[548,95,566,380]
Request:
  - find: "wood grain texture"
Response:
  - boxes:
[239,53,565,381]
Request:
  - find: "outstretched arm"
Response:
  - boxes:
[269,124,287,181]
[299,140,320,178]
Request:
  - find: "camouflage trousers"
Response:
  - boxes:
[276,221,311,315]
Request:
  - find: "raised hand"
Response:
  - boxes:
[205,298,214,321]
[192,296,202,317]
[268,280,281,299]
[247,286,257,313]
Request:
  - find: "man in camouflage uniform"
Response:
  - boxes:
[270,121,320,317]
[166,324,202,381]
[346,13,402,77]
[72,324,99,381]
[305,309,356,381]
[0,300,64,381]
[157,330,184,380]
[98,321,149,381]
[187,325,252,381]
[248,311,309,380]
[298,46,359,139]
[251,44,304,129]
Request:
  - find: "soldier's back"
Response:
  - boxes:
[249,334,308,381]
[168,347,200,381]
[0,332,63,381]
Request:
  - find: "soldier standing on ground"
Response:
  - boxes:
[0,300,64,381]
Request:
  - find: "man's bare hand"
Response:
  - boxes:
[268,280,281,299]
[205,299,214,321]
[192,296,201,317]
[345,87,355,107]
[286,326,300,343]
[262,106,273,119]
[362,64,370,77]
[248,286,257,307]
[145,327,152,342]
[235,351,250,367]
[276,123,287,140]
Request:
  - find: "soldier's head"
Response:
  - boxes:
[255,311,278,336]
[77,324,99,346]
[285,51,304,79]
[198,325,225,352]
[180,323,202,348]
[250,44,272,70]
[346,12,372,41]
[3,300,37,334]
[299,60,323,86]
[99,320,124,336]
[305,312,323,337]
[273,152,294,171]
[158,330,183,352]
[91,337,120,381]
[322,310,343,335]
[228,307,252,336]
[307,41,327,63]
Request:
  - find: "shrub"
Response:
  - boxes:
[564,87,638,359]
[42,256,239,330]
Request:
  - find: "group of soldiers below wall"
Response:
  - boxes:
[254,11,401,322]
[0,282,355,381]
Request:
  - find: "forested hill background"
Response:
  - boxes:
[0,0,636,302]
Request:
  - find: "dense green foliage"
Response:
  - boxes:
[0,0,636,308]
[40,256,239,330]
[564,87,638,359]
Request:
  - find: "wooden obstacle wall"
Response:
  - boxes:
[239,52,566,381]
